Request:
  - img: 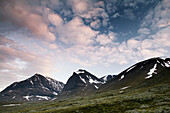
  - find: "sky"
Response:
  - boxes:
[0,0,170,91]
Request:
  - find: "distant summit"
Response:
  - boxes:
[100,75,116,83]
[0,73,64,101]
[59,69,104,98]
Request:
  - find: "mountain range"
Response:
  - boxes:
[0,57,169,101]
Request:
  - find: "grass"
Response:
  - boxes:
[0,83,170,113]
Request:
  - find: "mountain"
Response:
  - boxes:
[100,75,116,83]
[99,57,170,92]
[0,73,64,101]
[59,69,104,98]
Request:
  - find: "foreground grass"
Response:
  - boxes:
[0,83,170,113]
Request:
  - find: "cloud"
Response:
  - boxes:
[105,0,118,14]
[48,13,63,27]
[0,35,16,47]
[68,0,109,29]
[141,49,167,59]
[0,0,56,42]
[96,33,114,45]
[138,28,150,35]
[127,39,140,49]
[68,0,90,14]
[90,19,101,29]
[141,0,170,30]
[57,16,98,45]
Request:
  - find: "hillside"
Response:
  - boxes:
[99,57,170,92]
[0,74,64,101]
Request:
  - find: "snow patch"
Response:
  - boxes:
[94,85,98,89]
[53,92,58,95]
[164,62,170,67]
[140,66,143,69]
[51,98,57,101]
[160,63,165,67]
[119,91,124,93]
[87,75,102,84]
[145,64,157,79]
[75,70,85,74]
[168,61,170,64]
[3,104,21,107]
[36,95,50,100]
[30,80,33,85]
[9,90,12,92]
[126,65,136,72]
[13,83,17,87]
[79,76,86,83]
[120,86,130,90]
[156,60,160,63]
[103,76,108,82]
[160,57,166,60]
[23,95,33,100]
[12,96,16,99]
[119,75,124,81]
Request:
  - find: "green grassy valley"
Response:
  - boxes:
[1,82,170,113]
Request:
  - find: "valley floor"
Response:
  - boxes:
[0,83,170,113]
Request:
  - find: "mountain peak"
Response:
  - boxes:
[0,74,65,101]
[75,69,86,75]
[59,69,103,98]
[34,73,44,77]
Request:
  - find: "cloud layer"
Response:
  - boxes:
[0,0,169,91]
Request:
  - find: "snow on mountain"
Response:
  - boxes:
[86,75,103,84]
[145,64,157,79]
[79,75,86,83]
[75,69,85,74]
[23,95,33,101]
[0,73,65,101]
[59,69,104,98]
[119,75,124,81]
[126,65,136,72]
[99,57,170,91]
[121,57,170,80]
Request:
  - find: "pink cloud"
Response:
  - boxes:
[0,0,56,42]
[69,0,90,14]
[48,13,63,27]
[58,16,98,45]
[0,36,57,78]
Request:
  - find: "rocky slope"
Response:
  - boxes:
[59,69,104,98]
[0,73,64,101]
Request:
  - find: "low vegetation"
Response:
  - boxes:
[0,82,170,113]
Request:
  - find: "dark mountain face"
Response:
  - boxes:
[59,69,104,98]
[100,75,116,83]
[0,74,64,101]
[99,57,170,92]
